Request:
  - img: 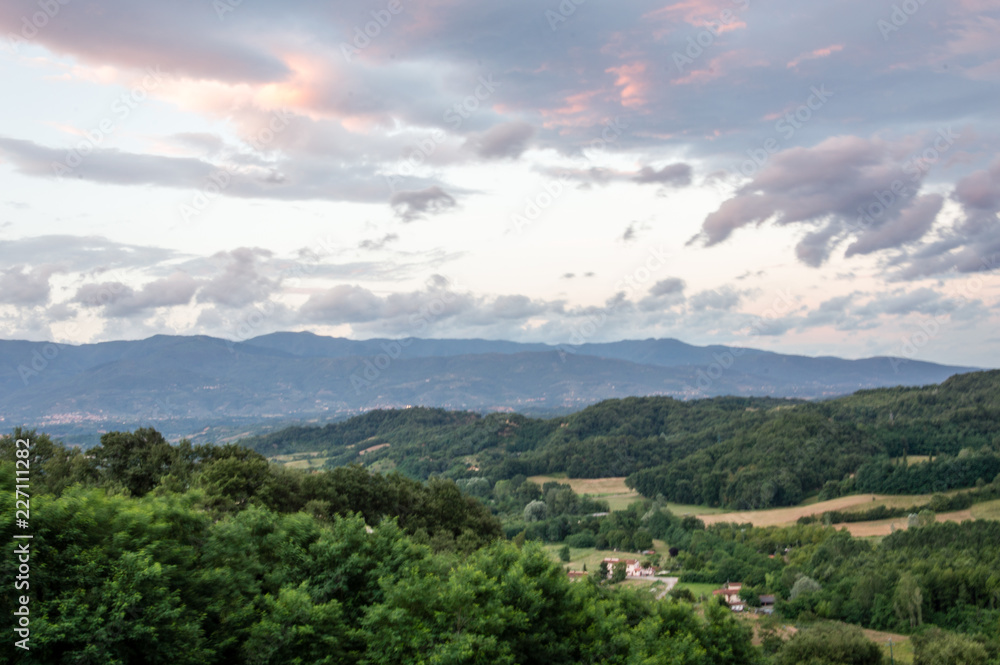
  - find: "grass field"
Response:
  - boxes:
[541,543,664,579]
[672,582,717,601]
[971,497,1000,521]
[700,489,983,529]
[528,476,726,515]
[891,455,932,466]
[701,494,890,527]
[860,627,913,663]
[529,476,634,495]
[268,452,331,469]
[835,510,966,537]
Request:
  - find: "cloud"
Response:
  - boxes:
[0,235,177,272]
[358,234,399,250]
[196,248,278,308]
[694,135,941,266]
[631,163,692,187]
[0,0,289,83]
[649,277,686,297]
[171,132,226,154]
[0,265,57,306]
[845,194,943,258]
[390,186,457,221]
[465,122,535,159]
[300,285,385,324]
[893,161,1000,278]
[300,278,556,333]
[546,163,693,190]
[74,272,199,316]
[689,286,745,311]
[0,138,390,204]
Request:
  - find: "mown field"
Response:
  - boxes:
[541,539,670,577]
[267,451,331,469]
[528,475,726,515]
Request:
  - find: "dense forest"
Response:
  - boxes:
[0,428,767,664]
[4,427,999,663]
[242,370,1000,509]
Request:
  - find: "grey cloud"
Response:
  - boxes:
[696,136,938,266]
[0,265,57,306]
[548,163,693,190]
[0,0,289,83]
[649,278,686,297]
[359,234,399,250]
[954,160,1000,211]
[171,132,226,154]
[0,138,390,204]
[798,294,855,329]
[75,273,199,316]
[465,122,535,160]
[490,295,547,320]
[390,186,457,222]
[0,0,996,174]
[846,195,943,258]
[301,280,554,332]
[689,287,745,311]
[631,163,692,187]
[855,288,959,318]
[197,248,278,308]
[301,285,385,323]
[893,162,1000,278]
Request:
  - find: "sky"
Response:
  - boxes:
[0,0,998,367]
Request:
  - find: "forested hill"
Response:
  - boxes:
[244,370,1000,510]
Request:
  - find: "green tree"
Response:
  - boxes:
[917,509,935,528]
[558,544,571,563]
[894,573,923,628]
[912,629,989,665]
[523,499,547,522]
[92,428,177,497]
[775,622,884,665]
[790,575,822,600]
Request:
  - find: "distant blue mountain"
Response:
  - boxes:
[0,332,980,445]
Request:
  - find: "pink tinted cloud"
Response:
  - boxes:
[606,62,650,108]
[673,49,766,85]
[786,44,844,69]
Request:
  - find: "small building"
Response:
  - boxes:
[757,595,776,615]
[602,558,657,579]
[712,582,745,612]
[567,571,588,580]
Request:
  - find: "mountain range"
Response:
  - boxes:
[0,332,980,446]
